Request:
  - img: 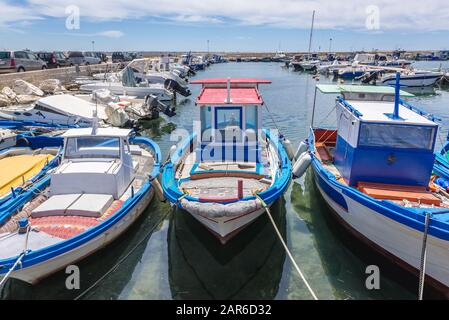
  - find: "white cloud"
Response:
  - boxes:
[0,0,42,26]
[96,30,124,38]
[51,30,125,38]
[172,15,222,24]
[3,0,449,31]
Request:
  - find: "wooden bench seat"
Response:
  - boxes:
[357,182,441,206]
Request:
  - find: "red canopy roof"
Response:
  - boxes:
[192,78,270,105]
[196,87,263,105]
[190,78,272,85]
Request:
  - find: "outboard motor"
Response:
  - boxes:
[164,78,191,97]
[144,94,176,118]
[360,71,380,84]
[187,66,196,76]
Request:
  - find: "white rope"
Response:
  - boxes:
[0,225,31,289]
[255,194,318,300]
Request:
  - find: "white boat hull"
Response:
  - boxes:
[188,207,266,243]
[80,83,174,101]
[2,189,154,284]
[313,168,449,294]
[381,75,441,87]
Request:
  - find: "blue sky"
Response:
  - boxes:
[0,0,448,52]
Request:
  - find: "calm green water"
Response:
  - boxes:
[4,61,449,300]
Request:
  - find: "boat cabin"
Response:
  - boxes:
[191,78,271,163]
[315,85,438,187]
[51,127,136,199]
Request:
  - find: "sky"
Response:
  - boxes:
[0,0,448,52]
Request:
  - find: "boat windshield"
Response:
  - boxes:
[358,123,435,150]
[65,136,121,159]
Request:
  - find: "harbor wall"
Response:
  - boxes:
[0,63,123,89]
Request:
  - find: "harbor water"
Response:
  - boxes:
[3,61,449,300]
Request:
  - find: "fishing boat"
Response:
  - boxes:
[0,95,108,128]
[318,60,350,74]
[334,66,367,79]
[80,67,174,101]
[299,60,321,71]
[92,59,191,97]
[0,129,62,225]
[379,70,443,87]
[79,81,174,101]
[162,78,291,244]
[0,126,161,284]
[294,78,449,297]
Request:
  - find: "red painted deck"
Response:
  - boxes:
[30,200,123,239]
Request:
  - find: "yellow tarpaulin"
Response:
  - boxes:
[0,154,54,197]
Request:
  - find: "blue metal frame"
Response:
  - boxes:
[214,106,243,130]
[161,129,291,206]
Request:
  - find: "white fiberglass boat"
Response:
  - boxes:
[0,95,107,127]
[380,71,443,87]
[80,81,174,101]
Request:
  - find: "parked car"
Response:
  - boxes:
[94,52,108,63]
[112,52,133,63]
[0,51,47,73]
[83,52,101,65]
[36,51,69,68]
[67,51,86,66]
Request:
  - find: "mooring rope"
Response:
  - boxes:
[254,194,318,300]
[418,211,431,300]
[73,207,170,300]
[0,225,31,290]
[0,251,27,289]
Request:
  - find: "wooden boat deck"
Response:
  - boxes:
[175,144,273,201]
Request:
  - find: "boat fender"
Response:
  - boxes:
[292,153,311,178]
[151,177,166,202]
[282,138,295,161]
[294,141,308,161]
[435,177,449,191]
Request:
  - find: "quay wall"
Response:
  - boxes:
[0,63,123,89]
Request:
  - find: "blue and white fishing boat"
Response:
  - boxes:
[162,78,291,244]
[335,66,367,79]
[0,126,161,284]
[294,77,449,297]
[0,128,62,226]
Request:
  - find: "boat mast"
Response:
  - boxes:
[307,10,315,55]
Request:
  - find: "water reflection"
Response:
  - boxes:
[1,201,169,300]
[168,200,287,300]
[289,170,415,299]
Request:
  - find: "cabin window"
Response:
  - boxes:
[358,123,435,150]
[200,107,212,135]
[245,105,257,130]
[215,107,242,142]
[65,136,121,159]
